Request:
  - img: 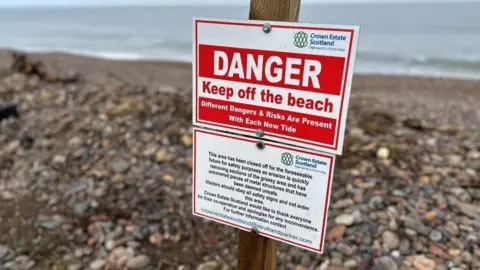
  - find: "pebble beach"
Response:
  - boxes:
[1,49,480,270]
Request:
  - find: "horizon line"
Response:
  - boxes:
[0,0,478,8]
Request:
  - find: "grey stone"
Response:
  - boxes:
[300,254,311,266]
[127,241,141,249]
[457,202,480,219]
[111,159,130,174]
[399,239,411,255]
[336,242,353,256]
[126,255,150,269]
[335,214,355,226]
[405,228,418,237]
[445,220,459,236]
[73,201,90,216]
[434,264,448,270]
[68,264,82,270]
[373,256,398,270]
[0,245,11,261]
[429,230,443,242]
[74,248,83,258]
[404,217,429,236]
[90,259,106,270]
[382,231,400,250]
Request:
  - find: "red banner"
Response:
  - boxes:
[198,44,345,96]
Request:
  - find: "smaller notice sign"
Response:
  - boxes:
[192,128,335,253]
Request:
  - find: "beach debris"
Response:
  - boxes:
[0,101,19,122]
[10,52,79,83]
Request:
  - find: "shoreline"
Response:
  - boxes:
[2,47,479,82]
[1,47,479,132]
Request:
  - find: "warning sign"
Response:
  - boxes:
[192,128,335,253]
[193,18,360,155]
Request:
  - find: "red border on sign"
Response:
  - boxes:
[192,128,335,253]
[194,19,355,152]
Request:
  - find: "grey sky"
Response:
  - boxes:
[0,0,477,6]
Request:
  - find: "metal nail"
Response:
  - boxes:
[262,23,272,33]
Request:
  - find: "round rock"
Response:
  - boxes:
[429,230,443,242]
[90,259,106,270]
[126,255,150,269]
[335,214,355,226]
[382,230,400,251]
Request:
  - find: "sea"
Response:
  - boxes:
[0,2,479,80]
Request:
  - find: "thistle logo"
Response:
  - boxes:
[281,152,294,166]
[293,31,308,48]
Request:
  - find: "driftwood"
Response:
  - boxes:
[10,52,79,84]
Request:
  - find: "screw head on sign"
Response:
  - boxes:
[251,227,259,235]
[256,141,265,150]
[262,23,272,33]
[256,129,264,137]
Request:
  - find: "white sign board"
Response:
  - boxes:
[192,17,360,155]
[192,128,335,253]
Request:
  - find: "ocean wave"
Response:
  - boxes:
[7,45,480,80]
[357,50,480,71]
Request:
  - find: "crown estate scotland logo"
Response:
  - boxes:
[281,152,294,166]
[293,31,309,48]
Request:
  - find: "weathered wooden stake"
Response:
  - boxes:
[237,1,301,269]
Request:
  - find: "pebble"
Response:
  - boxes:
[326,225,346,242]
[74,248,83,258]
[377,147,390,159]
[374,256,398,270]
[197,261,220,270]
[155,149,168,162]
[126,255,150,269]
[90,259,106,270]
[335,214,355,226]
[68,264,82,270]
[405,228,418,237]
[343,259,357,269]
[73,201,90,216]
[445,220,459,236]
[460,251,472,263]
[38,220,58,230]
[412,255,436,270]
[382,230,400,251]
[424,211,437,221]
[399,239,411,255]
[105,240,116,251]
[111,159,130,174]
[127,241,141,249]
[336,242,353,256]
[468,150,480,159]
[434,265,448,270]
[457,202,480,219]
[448,154,463,167]
[429,230,443,242]
[0,245,11,261]
[404,217,429,236]
[448,248,461,257]
[68,136,83,147]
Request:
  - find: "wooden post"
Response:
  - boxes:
[237,1,301,270]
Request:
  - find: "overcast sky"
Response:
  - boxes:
[0,0,477,6]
